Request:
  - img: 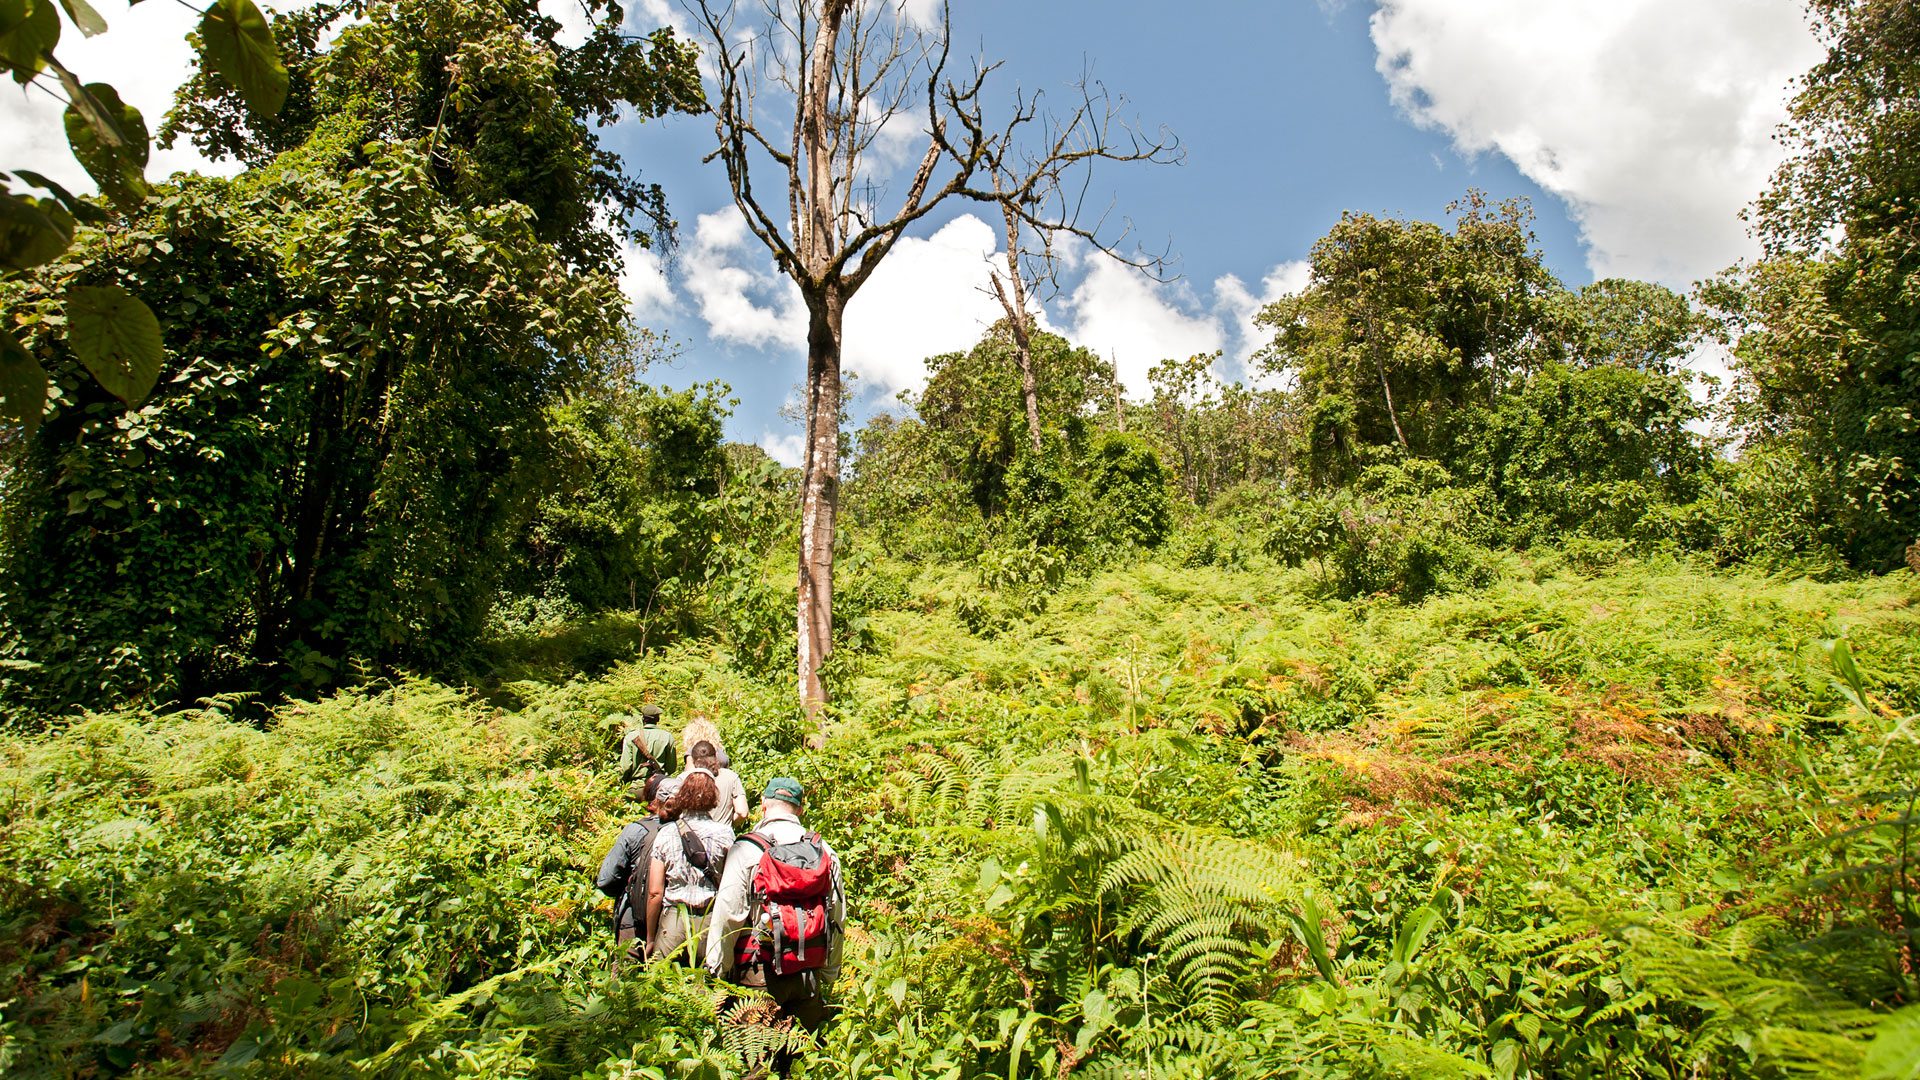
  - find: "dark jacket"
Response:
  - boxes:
[595,817,663,934]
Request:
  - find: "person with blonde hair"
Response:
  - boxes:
[688,739,749,828]
[680,714,730,768]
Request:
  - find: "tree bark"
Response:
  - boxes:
[992,204,1043,453]
[1375,353,1409,450]
[796,292,841,726]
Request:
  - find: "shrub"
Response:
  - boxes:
[1083,431,1172,549]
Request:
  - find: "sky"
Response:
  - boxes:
[1,0,1824,464]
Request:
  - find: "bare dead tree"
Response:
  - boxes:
[687,0,1178,726]
[981,78,1178,452]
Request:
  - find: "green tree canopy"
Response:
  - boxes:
[916,321,1118,517]
[1707,0,1920,569]
[0,0,698,714]
[1255,192,1559,486]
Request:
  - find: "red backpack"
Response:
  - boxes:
[734,831,837,974]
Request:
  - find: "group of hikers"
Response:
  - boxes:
[594,704,845,1050]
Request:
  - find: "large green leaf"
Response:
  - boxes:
[0,0,58,82]
[55,0,105,35]
[199,0,286,116]
[0,331,47,433]
[12,168,107,223]
[67,284,164,405]
[0,189,74,271]
[64,82,148,210]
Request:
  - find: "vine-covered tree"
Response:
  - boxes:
[1255,193,1559,486]
[0,0,698,713]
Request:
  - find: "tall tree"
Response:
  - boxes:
[1254,193,1558,486]
[1706,0,1920,569]
[687,0,1173,719]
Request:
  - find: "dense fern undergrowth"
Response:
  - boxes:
[3,551,1918,1078]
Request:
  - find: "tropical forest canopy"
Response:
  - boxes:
[0,0,1916,1076]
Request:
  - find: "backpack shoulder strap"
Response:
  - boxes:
[679,821,720,888]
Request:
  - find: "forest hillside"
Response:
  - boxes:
[2,0,1918,1076]
[3,551,1918,1077]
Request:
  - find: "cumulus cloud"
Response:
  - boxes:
[842,214,1005,396]
[682,207,808,348]
[536,0,594,48]
[619,242,677,319]
[1062,259,1225,397]
[1215,260,1310,384]
[759,430,806,468]
[675,210,1018,399]
[1369,0,1820,285]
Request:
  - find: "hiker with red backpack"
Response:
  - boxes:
[704,777,845,1034]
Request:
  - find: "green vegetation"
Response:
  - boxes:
[2,0,1918,1075]
[1,557,1916,1076]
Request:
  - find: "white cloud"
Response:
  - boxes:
[842,213,1004,395]
[896,0,941,29]
[759,430,806,468]
[1215,260,1310,384]
[0,0,247,194]
[1370,0,1821,285]
[1061,259,1225,397]
[536,0,594,48]
[682,207,808,348]
[675,210,1019,400]
[619,242,677,319]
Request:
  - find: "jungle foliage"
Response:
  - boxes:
[0,0,701,715]
[1,557,1916,1078]
[2,0,1919,1076]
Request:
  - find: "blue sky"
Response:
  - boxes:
[0,0,1823,461]
[596,0,1820,461]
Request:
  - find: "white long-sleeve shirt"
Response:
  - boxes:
[703,811,845,983]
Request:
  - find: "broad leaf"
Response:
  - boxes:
[199,0,286,116]
[67,284,164,405]
[0,189,74,271]
[63,82,148,210]
[55,0,103,35]
[12,167,107,223]
[0,331,47,433]
[0,0,58,82]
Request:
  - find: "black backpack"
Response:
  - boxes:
[623,818,663,928]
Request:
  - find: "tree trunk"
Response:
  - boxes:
[1375,353,1409,450]
[796,292,842,726]
[1012,316,1041,453]
[994,205,1042,453]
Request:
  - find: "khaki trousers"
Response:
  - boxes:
[649,903,711,966]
